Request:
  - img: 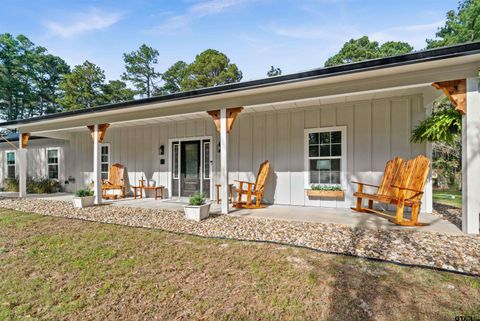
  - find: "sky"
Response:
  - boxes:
[0,0,458,82]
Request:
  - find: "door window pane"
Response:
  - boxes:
[184,143,199,179]
[203,141,210,179]
[173,143,179,179]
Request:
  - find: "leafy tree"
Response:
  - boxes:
[57,61,107,110]
[411,99,461,144]
[121,44,161,97]
[267,66,282,77]
[0,33,69,120]
[324,36,413,67]
[30,49,70,115]
[427,0,480,48]
[378,41,415,57]
[413,0,480,189]
[102,80,135,103]
[160,60,188,94]
[181,49,242,91]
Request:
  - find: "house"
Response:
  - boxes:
[1,42,479,234]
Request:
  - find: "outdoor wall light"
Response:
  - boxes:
[159,145,165,155]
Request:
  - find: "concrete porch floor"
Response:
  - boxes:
[0,192,462,234]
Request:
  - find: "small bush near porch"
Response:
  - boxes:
[0,210,479,321]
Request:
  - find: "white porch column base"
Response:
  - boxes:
[462,76,480,234]
[93,125,102,205]
[18,135,27,198]
[220,108,229,214]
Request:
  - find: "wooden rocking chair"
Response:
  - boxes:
[235,160,270,209]
[352,155,430,226]
[101,163,126,199]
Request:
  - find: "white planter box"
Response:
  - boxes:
[184,203,211,221]
[72,195,95,208]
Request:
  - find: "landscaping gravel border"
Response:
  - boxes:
[0,198,479,275]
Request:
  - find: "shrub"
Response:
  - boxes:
[27,177,61,194]
[2,177,62,194]
[3,178,19,192]
[189,192,206,206]
[75,189,94,197]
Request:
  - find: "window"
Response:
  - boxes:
[101,144,110,180]
[6,151,15,179]
[305,127,346,187]
[172,143,179,179]
[47,148,59,179]
[203,141,210,179]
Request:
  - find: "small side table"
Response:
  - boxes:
[132,185,165,200]
[143,186,164,200]
[215,184,233,204]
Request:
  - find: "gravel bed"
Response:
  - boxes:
[1,198,479,275]
[432,202,463,230]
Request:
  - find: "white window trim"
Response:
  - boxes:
[100,143,111,180]
[5,150,16,179]
[304,126,347,189]
[46,147,60,180]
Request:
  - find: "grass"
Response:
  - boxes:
[433,189,462,208]
[0,209,479,321]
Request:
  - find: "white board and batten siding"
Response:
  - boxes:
[225,94,427,209]
[66,119,217,197]
[0,139,68,187]
[20,94,428,211]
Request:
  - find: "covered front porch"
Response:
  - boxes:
[2,43,480,234]
[0,192,461,234]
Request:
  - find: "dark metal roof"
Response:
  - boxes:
[0,133,45,144]
[2,41,480,127]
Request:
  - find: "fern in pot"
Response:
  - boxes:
[72,188,95,208]
[184,192,210,221]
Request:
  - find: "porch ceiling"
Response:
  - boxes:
[31,83,439,138]
[4,43,480,134]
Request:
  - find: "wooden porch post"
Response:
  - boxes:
[220,108,229,214]
[18,132,29,198]
[93,124,102,205]
[462,77,480,234]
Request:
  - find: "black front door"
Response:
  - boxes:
[180,141,201,197]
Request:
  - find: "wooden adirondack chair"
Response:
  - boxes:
[352,156,405,211]
[101,163,126,199]
[235,160,270,209]
[352,155,430,226]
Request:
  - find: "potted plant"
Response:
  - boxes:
[72,188,95,208]
[306,184,344,198]
[184,192,210,221]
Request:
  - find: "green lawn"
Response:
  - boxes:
[0,209,479,321]
[433,189,462,208]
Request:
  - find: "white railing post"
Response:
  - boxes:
[93,124,102,205]
[462,76,480,234]
[18,133,27,198]
[220,108,229,214]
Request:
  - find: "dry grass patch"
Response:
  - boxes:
[0,208,479,321]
